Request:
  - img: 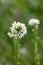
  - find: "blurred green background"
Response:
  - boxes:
[0,0,43,65]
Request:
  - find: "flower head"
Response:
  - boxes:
[28,19,40,30]
[7,21,27,39]
[28,19,40,25]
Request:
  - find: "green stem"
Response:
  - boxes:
[13,38,21,65]
[34,41,40,65]
[33,30,40,65]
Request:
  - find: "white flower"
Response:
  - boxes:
[28,19,40,30]
[7,21,27,39]
[28,19,40,25]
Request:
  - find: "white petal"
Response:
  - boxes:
[29,19,40,25]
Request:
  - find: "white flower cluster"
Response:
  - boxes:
[7,21,27,39]
[28,19,40,30]
[28,19,40,25]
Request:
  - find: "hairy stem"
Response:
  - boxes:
[33,30,40,65]
[13,38,21,65]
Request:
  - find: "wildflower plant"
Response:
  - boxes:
[7,19,40,65]
[28,18,40,65]
[7,21,27,65]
